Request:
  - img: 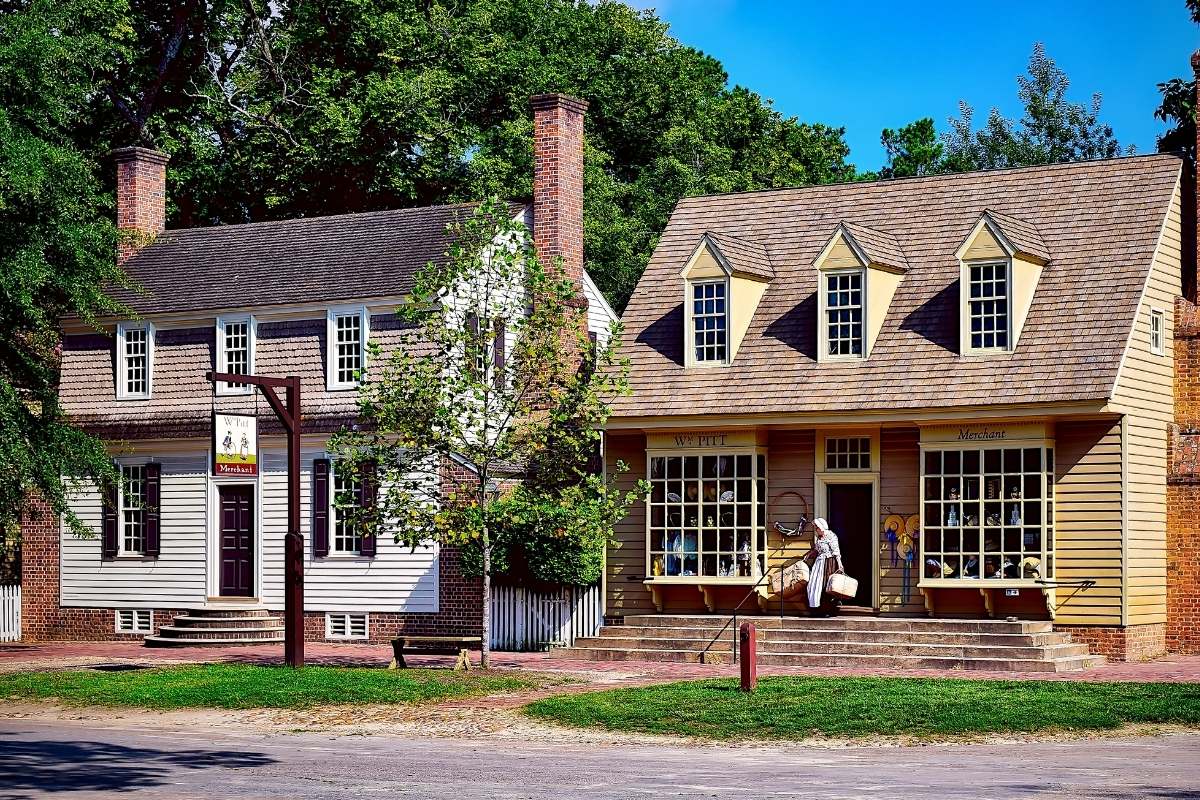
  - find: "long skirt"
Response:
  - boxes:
[808,554,831,610]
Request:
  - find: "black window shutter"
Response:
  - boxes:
[144,462,161,557]
[313,458,330,558]
[492,318,506,386]
[359,460,378,557]
[465,313,480,380]
[102,475,119,559]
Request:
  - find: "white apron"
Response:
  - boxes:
[807,530,843,609]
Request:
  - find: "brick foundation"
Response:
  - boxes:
[1059,623,1167,662]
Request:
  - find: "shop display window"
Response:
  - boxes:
[647,452,767,580]
[920,444,1054,583]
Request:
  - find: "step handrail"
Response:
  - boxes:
[700,552,804,664]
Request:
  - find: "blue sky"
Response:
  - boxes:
[639,0,1198,170]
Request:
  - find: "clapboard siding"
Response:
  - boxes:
[258,445,439,613]
[764,430,815,573]
[604,433,653,614]
[879,427,924,613]
[1054,420,1124,625]
[61,453,209,608]
[1108,179,1181,626]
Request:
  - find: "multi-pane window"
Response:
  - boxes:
[120,464,147,555]
[328,310,366,389]
[691,281,727,364]
[1150,308,1165,356]
[967,262,1010,351]
[332,464,363,555]
[920,446,1055,581]
[218,318,252,392]
[118,323,152,398]
[825,437,871,471]
[647,452,766,580]
[825,271,864,357]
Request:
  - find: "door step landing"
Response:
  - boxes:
[144,608,284,647]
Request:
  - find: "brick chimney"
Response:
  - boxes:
[531,94,588,308]
[112,146,170,265]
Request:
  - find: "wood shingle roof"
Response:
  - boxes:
[612,154,1184,420]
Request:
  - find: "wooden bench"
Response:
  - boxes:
[388,635,483,671]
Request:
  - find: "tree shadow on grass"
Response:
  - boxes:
[0,731,275,798]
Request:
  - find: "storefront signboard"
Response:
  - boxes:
[213,412,259,476]
[920,422,1048,445]
[646,430,764,450]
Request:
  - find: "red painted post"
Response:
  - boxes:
[739,622,757,692]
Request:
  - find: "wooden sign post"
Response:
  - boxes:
[206,371,304,668]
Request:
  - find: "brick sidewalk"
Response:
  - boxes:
[2,641,1200,683]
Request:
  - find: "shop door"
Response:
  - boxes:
[825,484,873,606]
[219,485,255,597]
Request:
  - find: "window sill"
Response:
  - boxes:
[115,394,152,402]
[917,578,1049,589]
[643,576,759,586]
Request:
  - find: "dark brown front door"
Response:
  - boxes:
[219,485,254,597]
[826,483,873,606]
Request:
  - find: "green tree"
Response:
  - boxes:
[1153,1,1200,159]
[879,118,944,178]
[0,0,130,535]
[942,43,1126,172]
[330,198,643,667]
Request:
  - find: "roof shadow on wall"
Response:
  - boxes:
[899,280,959,350]
[636,302,685,367]
[763,293,817,361]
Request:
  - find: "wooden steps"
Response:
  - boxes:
[552,614,1104,673]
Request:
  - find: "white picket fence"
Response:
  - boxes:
[0,585,19,642]
[490,583,603,651]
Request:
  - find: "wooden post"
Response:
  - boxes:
[205,371,305,667]
[739,622,757,692]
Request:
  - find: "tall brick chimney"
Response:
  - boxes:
[112,146,170,265]
[531,94,588,308]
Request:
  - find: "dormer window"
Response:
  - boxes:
[966,262,1010,351]
[956,210,1049,357]
[813,222,908,362]
[823,270,864,358]
[691,280,728,363]
[116,321,154,400]
[681,232,774,368]
[327,306,369,390]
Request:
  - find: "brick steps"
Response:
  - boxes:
[144,608,284,648]
[553,615,1103,672]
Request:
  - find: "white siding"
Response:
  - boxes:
[61,453,209,609]
[582,270,619,341]
[259,446,439,613]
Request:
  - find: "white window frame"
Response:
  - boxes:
[818,268,867,361]
[687,279,729,367]
[961,259,1013,355]
[115,609,153,635]
[215,315,256,395]
[1150,307,1166,356]
[115,321,154,400]
[330,460,364,556]
[118,462,148,557]
[326,306,369,391]
[325,612,369,640]
[820,434,876,472]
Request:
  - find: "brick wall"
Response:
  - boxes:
[1061,623,1168,662]
[1168,297,1200,654]
[531,94,588,294]
[112,147,169,266]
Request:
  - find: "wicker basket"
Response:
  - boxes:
[826,572,859,600]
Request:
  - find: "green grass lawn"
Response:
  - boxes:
[0,663,558,710]
[524,676,1200,740]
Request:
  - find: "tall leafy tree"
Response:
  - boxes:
[0,0,130,535]
[1154,0,1200,160]
[330,199,642,667]
[878,118,943,178]
[941,43,1126,172]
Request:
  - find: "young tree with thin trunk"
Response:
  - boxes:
[331,197,639,667]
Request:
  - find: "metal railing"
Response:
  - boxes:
[699,558,797,664]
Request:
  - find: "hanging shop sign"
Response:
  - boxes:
[212,412,259,476]
[920,422,1048,445]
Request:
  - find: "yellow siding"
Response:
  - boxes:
[1108,177,1181,626]
[729,274,768,358]
[962,226,1006,260]
[879,426,924,613]
[1054,419,1124,625]
[604,433,654,614]
[866,268,903,356]
[820,236,866,270]
[764,430,816,573]
[684,245,725,279]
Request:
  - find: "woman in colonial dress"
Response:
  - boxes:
[807,517,845,617]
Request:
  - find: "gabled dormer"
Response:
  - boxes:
[955,210,1050,356]
[681,232,774,367]
[812,222,908,361]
